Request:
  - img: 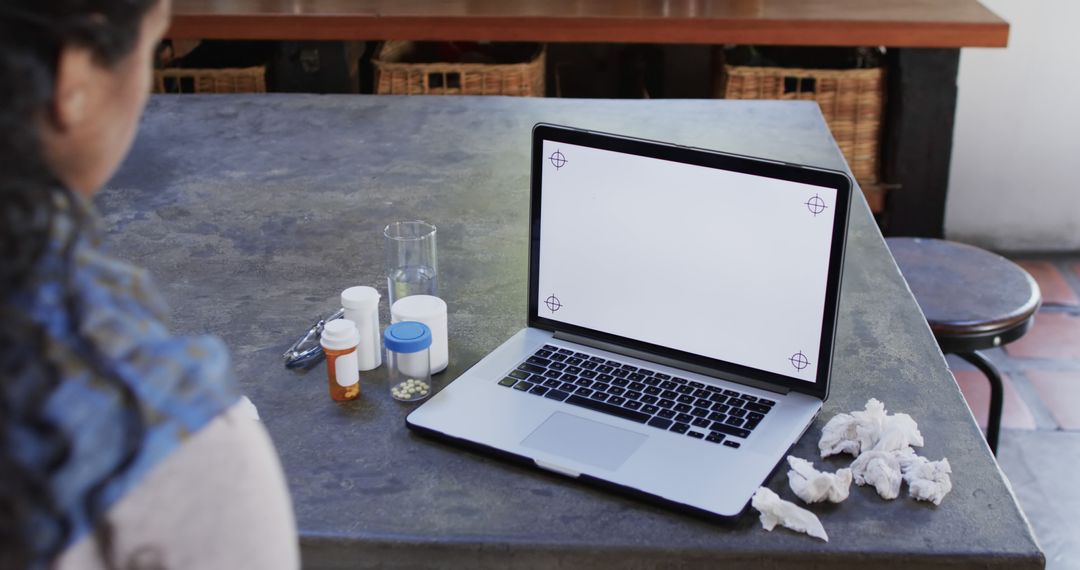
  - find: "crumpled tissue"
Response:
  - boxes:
[751,487,829,542]
[902,456,953,505]
[875,410,925,453]
[750,399,951,542]
[852,398,888,453]
[819,398,924,458]
[850,449,904,499]
[818,412,860,458]
[786,456,852,504]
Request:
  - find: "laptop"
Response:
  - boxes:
[407,123,852,518]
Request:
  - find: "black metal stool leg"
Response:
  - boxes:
[957,351,1003,455]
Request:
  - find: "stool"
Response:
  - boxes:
[886,238,1041,455]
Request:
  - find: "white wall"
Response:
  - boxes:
[946,0,1080,252]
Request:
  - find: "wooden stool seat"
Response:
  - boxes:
[886,237,1041,454]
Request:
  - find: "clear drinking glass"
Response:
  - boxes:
[384,221,438,307]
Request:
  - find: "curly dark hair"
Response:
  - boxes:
[0,1,160,567]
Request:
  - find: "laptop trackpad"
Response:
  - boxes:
[521,412,648,471]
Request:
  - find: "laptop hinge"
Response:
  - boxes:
[553,332,790,396]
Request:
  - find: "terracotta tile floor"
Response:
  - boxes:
[1017,260,1080,306]
[1005,312,1080,359]
[1027,370,1080,430]
[952,370,1036,429]
[939,257,1080,432]
[948,255,1080,569]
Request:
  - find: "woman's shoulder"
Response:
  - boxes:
[17,226,248,559]
[54,230,240,431]
[54,401,300,569]
[39,234,242,472]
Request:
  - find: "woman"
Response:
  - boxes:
[0,1,298,568]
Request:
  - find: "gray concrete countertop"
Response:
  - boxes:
[101,95,1042,569]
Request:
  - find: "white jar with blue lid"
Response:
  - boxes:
[384,321,433,402]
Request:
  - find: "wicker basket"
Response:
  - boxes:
[719,64,886,211]
[153,66,267,94]
[373,41,545,97]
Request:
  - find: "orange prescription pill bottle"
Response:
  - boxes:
[320,319,361,401]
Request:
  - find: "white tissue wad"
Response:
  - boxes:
[903,457,953,505]
[787,456,852,504]
[875,412,925,452]
[850,450,903,500]
[819,399,925,458]
[819,412,861,458]
[852,398,888,453]
[751,487,829,542]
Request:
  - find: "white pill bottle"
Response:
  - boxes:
[384,321,432,402]
[341,286,382,371]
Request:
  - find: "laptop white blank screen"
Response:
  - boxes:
[537,140,838,384]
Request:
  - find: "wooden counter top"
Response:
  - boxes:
[169,0,1009,47]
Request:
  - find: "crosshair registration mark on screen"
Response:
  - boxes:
[545,294,562,313]
[805,194,828,216]
[549,150,567,170]
[789,351,811,371]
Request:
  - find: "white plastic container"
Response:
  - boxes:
[384,321,432,403]
[320,319,361,401]
[390,295,448,374]
[341,286,382,371]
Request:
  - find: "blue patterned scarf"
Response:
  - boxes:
[7,199,238,566]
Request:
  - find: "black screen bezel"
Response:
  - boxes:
[527,123,851,400]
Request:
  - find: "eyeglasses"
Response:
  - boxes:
[282,308,344,370]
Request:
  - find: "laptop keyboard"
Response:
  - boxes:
[498,345,776,448]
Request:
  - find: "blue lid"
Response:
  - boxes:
[384,321,432,353]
